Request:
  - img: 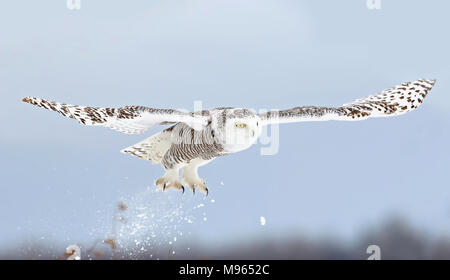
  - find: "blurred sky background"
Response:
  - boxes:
[1,0,450,256]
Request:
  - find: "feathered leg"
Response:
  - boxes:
[155,165,185,193]
[182,158,212,195]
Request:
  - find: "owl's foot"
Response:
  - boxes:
[155,170,185,193]
[182,174,208,195]
[182,159,211,195]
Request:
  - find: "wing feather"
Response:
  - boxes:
[260,79,436,125]
[22,97,209,134]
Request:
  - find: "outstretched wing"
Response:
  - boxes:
[260,79,436,125]
[22,97,209,134]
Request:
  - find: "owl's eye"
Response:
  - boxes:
[235,123,246,128]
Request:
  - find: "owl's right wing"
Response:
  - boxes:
[23,97,210,134]
[259,79,436,125]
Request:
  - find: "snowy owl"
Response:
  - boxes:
[23,78,435,195]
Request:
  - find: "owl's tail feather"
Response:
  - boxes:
[121,129,172,164]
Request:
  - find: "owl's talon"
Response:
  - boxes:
[182,181,208,195]
[155,177,165,189]
[193,183,208,195]
[155,176,184,192]
[182,167,209,195]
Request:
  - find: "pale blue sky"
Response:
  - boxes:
[1,0,449,252]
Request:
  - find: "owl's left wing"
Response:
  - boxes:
[259,79,436,125]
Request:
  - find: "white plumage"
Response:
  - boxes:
[23,78,436,194]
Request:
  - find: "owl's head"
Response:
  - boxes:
[219,109,262,153]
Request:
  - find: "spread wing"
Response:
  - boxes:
[260,79,436,125]
[22,97,209,134]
